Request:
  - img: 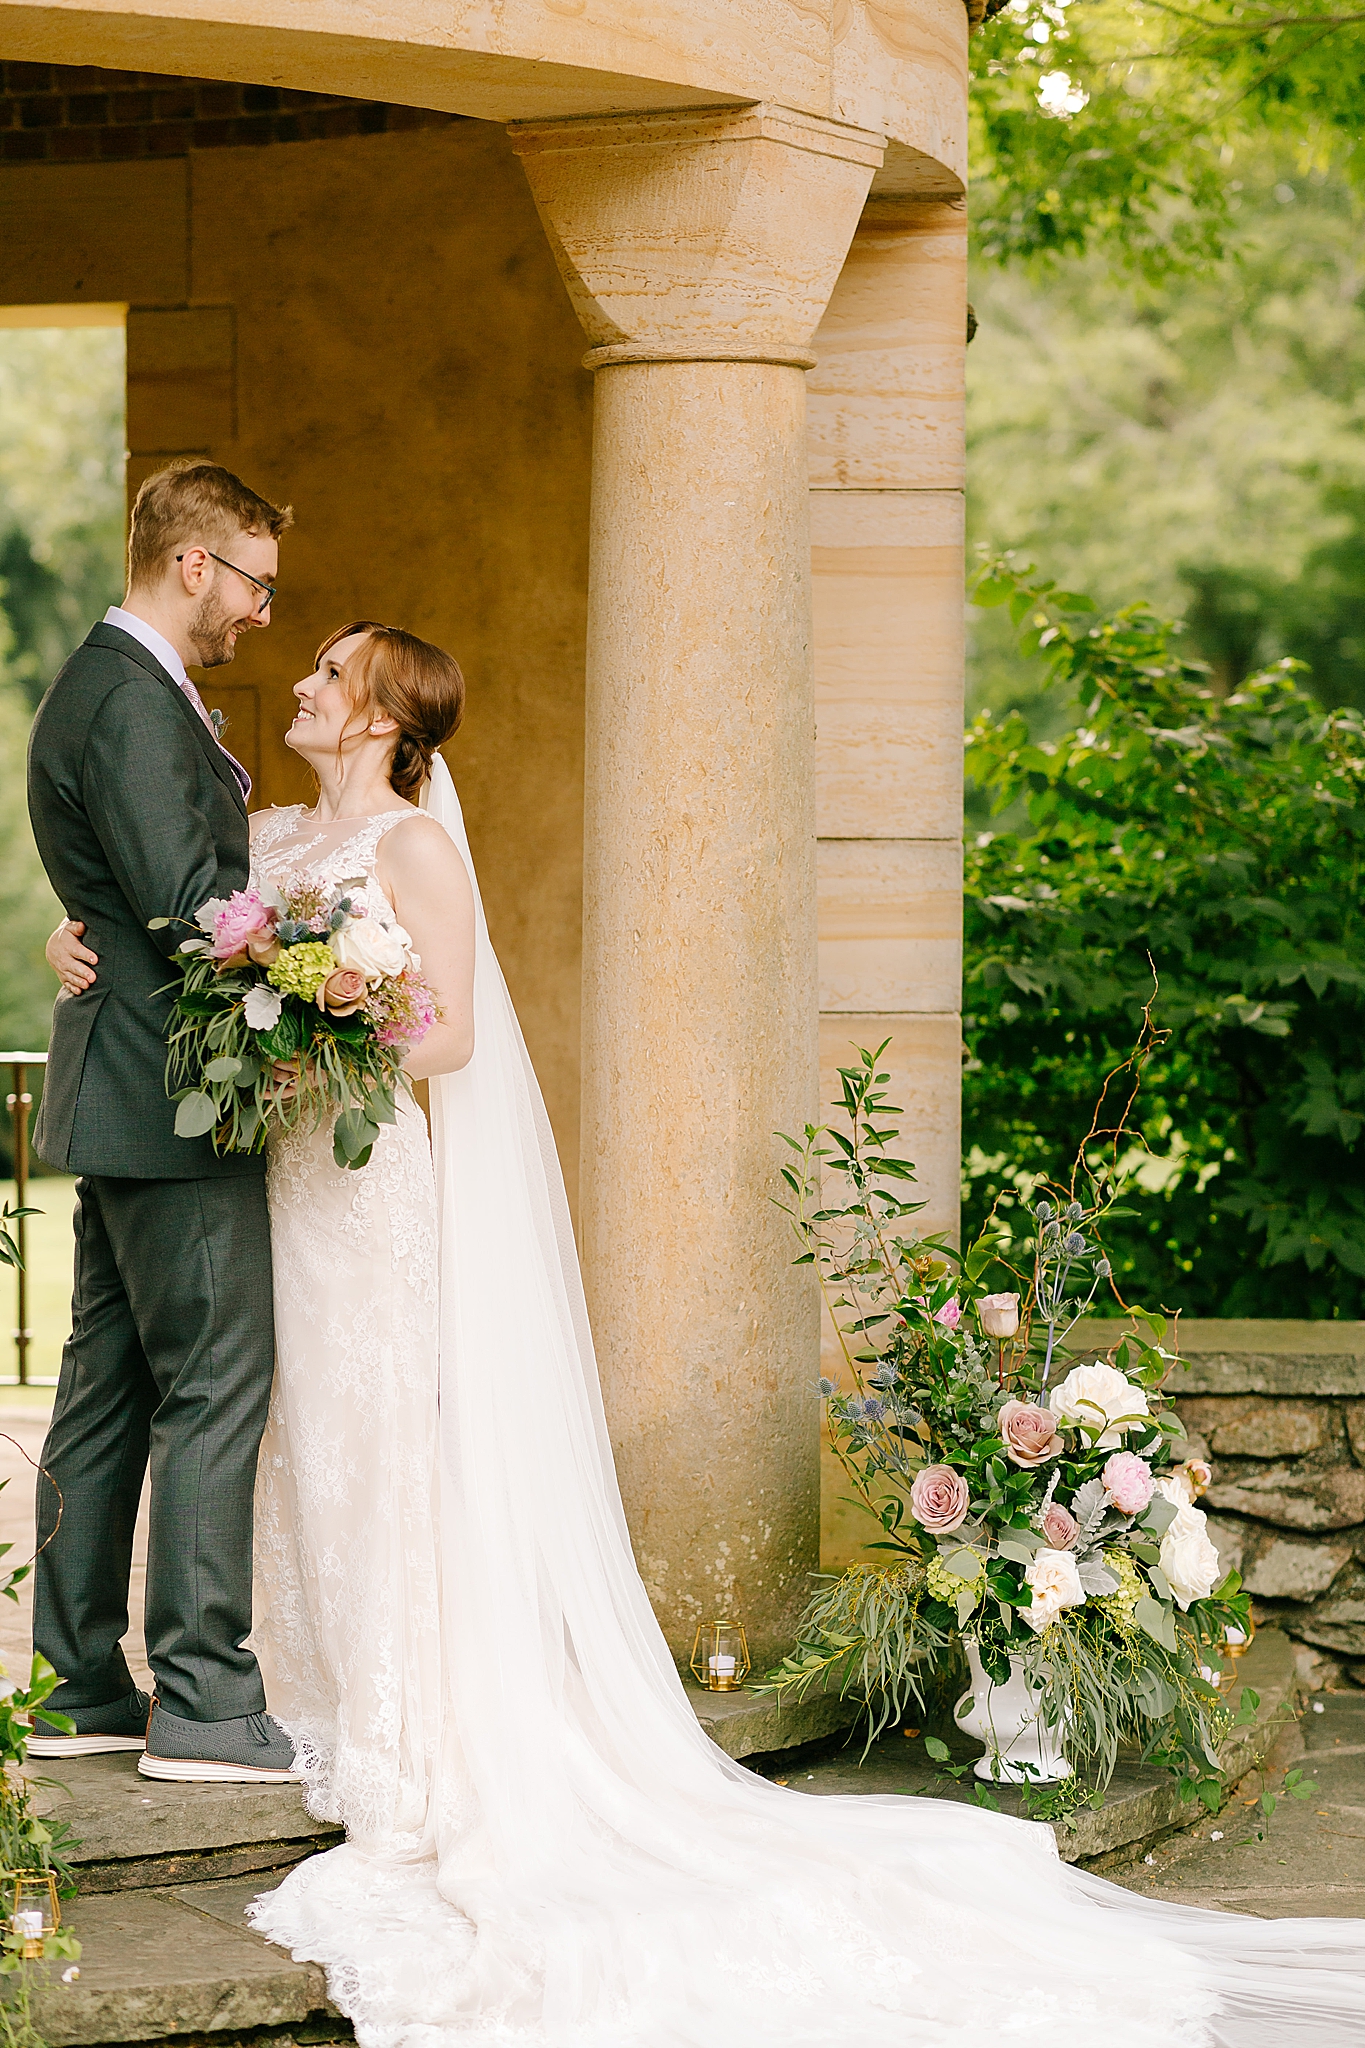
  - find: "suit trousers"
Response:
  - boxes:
[33,1174,274,1721]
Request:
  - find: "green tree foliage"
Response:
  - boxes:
[0,326,125,706]
[963,559,1365,1317]
[971,0,1365,274]
[966,155,1365,729]
[0,327,123,1164]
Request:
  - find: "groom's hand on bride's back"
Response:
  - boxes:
[47,918,99,995]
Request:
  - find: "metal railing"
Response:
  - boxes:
[2,1052,48,1387]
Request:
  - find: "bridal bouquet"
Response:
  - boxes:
[763,1045,1253,1806]
[150,882,438,1170]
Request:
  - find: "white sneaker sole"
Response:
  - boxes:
[27,1734,146,1756]
[138,1752,303,1784]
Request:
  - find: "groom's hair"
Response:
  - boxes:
[127,460,293,591]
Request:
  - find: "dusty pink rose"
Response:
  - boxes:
[998,1399,1061,1468]
[934,1298,961,1331]
[246,929,281,967]
[318,966,367,1017]
[1179,1457,1213,1498]
[1041,1502,1079,1550]
[910,1464,970,1535]
[1103,1450,1154,1515]
[210,889,274,962]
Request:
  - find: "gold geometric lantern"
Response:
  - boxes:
[7,1870,59,1959]
[689,1618,751,1693]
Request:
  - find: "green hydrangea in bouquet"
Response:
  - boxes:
[151,880,439,1171]
[761,1044,1254,1809]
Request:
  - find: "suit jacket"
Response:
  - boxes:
[27,621,267,1179]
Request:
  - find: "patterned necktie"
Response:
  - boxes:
[179,674,251,801]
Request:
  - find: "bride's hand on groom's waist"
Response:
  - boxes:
[48,918,98,994]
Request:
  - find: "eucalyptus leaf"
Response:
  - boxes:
[204,1055,243,1083]
[1134,1594,1178,1653]
[173,1092,219,1139]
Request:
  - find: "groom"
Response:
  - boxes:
[25,460,299,1782]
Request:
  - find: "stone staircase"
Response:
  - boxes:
[18,1640,1298,2046]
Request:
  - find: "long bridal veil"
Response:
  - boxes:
[256,753,1365,2048]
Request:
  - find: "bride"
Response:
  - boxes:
[49,623,1365,2046]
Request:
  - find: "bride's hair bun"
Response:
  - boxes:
[315,621,465,801]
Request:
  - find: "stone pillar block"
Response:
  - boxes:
[511,105,882,1666]
[808,194,965,1294]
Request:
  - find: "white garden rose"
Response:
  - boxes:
[330,915,413,982]
[1048,1361,1150,1450]
[1159,1501,1221,1610]
[1022,1547,1086,1633]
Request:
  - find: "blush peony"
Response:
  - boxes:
[1102,1451,1154,1516]
[208,889,275,963]
[909,1465,971,1535]
[998,1400,1061,1468]
[934,1299,961,1331]
[1023,1547,1085,1632]
[1048,1361,1150,1449]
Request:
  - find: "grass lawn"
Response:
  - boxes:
[0,1176,76,1394]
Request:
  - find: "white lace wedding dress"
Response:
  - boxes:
[245,771,1365,2048]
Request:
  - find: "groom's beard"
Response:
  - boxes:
[186,587,243,669]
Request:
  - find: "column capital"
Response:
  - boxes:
[508,104,884,371]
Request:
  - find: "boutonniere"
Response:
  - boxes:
[209,707,225,736]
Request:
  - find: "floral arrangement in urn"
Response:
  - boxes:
[151,881,438,1170]
[762,1046,1253,1806]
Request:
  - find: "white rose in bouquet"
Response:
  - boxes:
[1159,1502,1221,1610]
[1048,1361,1150,1449]
[330,915,413,982]
[1022,1547,1086,1632]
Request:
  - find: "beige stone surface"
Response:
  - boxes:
[3,0,967,169]
[808,196,966,489]
[811,500,964,843]
[1179,1395,1331,1460]
[511,106,883,368]
[818,1012,961,1241]
[817,836,962,1013]
[809,196,965,1254]
[0,159,187,307]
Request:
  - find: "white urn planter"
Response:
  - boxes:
[954,1641,1072,1784]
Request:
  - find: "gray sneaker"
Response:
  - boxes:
[138,1702,303,1784]
[27,1686,150,1757]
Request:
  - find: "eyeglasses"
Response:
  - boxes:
[176,548,276,617]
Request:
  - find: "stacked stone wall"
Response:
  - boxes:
[1082,1320,1365,1688]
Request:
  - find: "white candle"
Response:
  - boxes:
[1225,1626,1247,1646]
[709,1655,737,1676]
[14,1911,43,1938]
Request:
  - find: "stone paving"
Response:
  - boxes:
[1119,1687,1365,1918]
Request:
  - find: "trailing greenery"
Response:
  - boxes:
[964,557,1365,1314]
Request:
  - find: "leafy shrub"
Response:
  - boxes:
[964,560,1365,1315]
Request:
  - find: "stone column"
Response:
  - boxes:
[808,194,967,1569]
[510,106,881,1666]
[809,195,967,1244]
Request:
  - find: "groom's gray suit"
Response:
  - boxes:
[26,620,273,1722]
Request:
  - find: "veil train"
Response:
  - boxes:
[251,753,1365,2048]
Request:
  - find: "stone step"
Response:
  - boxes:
[22,1638,1298,2046]
[25,1758,342,1896]
[28,1877,344,2048]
